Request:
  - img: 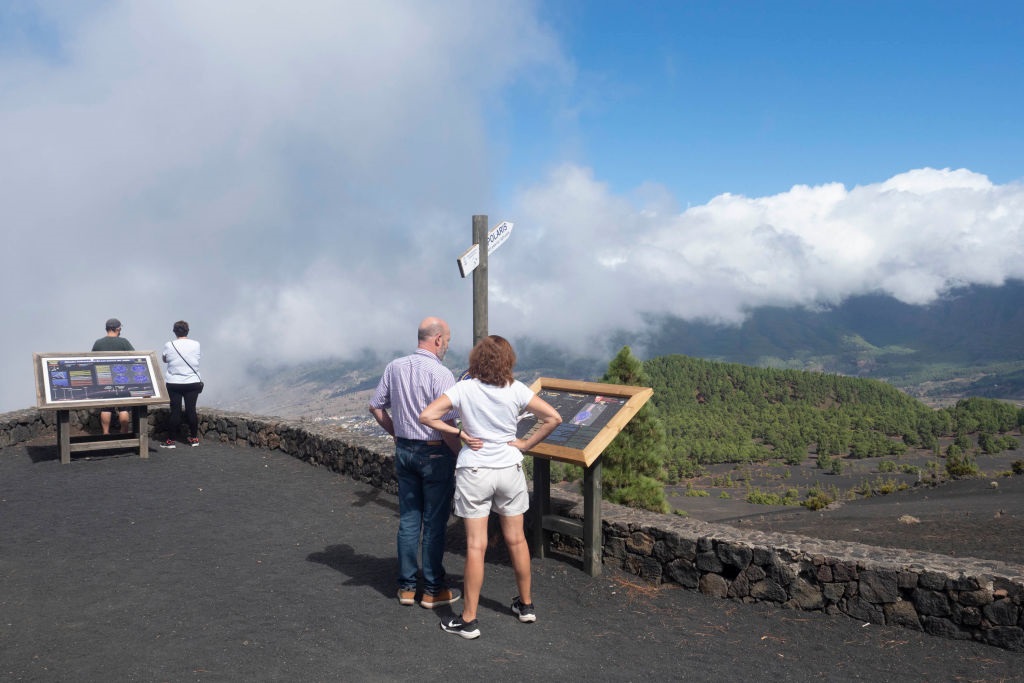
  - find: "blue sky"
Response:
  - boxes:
[1,1,1022,412]
[504,1,1024,205]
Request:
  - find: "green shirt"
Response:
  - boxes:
[92,336,135,352]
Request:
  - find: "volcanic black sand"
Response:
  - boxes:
[664,447,1024,567]
[1,438,1021,682]
[716,474,1024,567]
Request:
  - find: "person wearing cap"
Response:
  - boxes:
[91,318,135,434]
[369,316,463,609]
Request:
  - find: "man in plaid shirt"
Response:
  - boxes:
[370,317,462,608]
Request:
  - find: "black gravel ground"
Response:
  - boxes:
[1,439,1021,682]
[718,474,1024,567]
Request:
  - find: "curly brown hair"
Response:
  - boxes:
[468,335,516,386]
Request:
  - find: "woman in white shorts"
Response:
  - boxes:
[419,335,562,640]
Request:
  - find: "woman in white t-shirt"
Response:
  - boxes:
[160,320,203,448]
[420,335,561,640]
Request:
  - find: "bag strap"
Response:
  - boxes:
[172,341,201,382]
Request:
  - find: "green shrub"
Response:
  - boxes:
[888,441,908,456]
[802,487,833,511]
[665,456,704,482]
[607,475,670,513]
[745,487,800,506]
[818,452,844,475]
[683,483,709,497]
[875,477,899,495]
[782,450,805,466]
[945,451,980,478]
[710,474,736,488]
[853,479,874,497]
[919,460,944,485]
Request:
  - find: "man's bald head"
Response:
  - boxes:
[417,317,451,360]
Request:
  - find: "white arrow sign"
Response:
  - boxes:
[457,221,514,278]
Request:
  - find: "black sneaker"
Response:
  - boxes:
[511,596,536,623]
[159,439,176,449]
[440,615,480,639]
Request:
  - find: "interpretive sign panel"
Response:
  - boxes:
[516,377,653,467]
[34,351,166,409]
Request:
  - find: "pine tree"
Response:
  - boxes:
[599,346,669,513]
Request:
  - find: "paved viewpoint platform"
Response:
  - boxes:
[1,439,1020,682]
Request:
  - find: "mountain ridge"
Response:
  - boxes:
[631,279,1024,404]
[223,280,1024,419]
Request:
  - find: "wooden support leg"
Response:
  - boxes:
[137,406,149,459]
[57,410,71,465]
[531,457,551,558]
[582,458,602,576]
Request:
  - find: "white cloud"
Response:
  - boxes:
[1,0,562,411]
[492,165,1024,348]
[2,2,1022,414]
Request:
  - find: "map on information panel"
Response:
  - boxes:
[515,378,652,467]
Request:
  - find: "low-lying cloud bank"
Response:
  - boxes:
[494,165,1023,347]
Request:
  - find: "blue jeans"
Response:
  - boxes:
[395,438,456,595]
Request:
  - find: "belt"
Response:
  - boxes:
[396,437,443,446]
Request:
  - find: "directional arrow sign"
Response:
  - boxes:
[457,221,514,278]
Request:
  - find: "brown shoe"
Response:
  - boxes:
[397,588,417,606]
[420,587,461,609]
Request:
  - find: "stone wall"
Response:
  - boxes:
[4,407,1022,652]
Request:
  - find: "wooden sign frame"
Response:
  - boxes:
[34,351,167,410]
[519,377,653,467]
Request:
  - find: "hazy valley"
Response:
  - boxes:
[223,280,1024,426]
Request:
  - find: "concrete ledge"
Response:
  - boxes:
[4,407,1022,652]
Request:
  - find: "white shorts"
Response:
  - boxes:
[453,463,529,519]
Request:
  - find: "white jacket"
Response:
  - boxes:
[163,338,201,383]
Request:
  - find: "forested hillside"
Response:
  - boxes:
[643,354,1023,481]
[632,279,1024,402]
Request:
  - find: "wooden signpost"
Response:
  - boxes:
[457,215,513,345]
[33,351,167,464]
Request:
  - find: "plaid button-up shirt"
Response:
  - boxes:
[369,349,458,440]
